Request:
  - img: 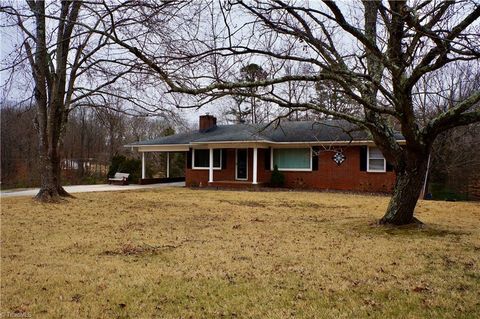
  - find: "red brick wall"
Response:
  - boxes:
[185,146,396,193]
[186,148,239,187]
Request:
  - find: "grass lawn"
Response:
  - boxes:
[1,188,479,318]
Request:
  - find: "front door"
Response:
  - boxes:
[236,149,248,180]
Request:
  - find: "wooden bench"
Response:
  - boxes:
[108,172,130,185]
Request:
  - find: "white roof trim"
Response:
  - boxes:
[135,145,190,152]
[124,143,190,148]
[269,140,407,145]
[190,140,271,144]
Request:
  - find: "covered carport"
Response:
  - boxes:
[126,143,190,184]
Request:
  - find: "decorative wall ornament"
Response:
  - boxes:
[332,151,346,166]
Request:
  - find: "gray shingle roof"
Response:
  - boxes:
[128,120,404,146]
[192,124,269,142]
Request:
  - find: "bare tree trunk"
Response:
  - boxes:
[35,131,70,201]
[34,85,71,201]
[380,153,428,225]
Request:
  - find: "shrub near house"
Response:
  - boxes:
[270,165,285,187]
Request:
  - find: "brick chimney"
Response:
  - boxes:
[199,114,217,132]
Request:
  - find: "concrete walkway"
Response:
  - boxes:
[0,182,185,198]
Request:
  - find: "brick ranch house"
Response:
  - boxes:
[127,115,406,193]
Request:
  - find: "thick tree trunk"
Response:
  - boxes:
[35,145,71,202]
[33,99,71,202]
[34,93,71,202]
[380,154,428,225]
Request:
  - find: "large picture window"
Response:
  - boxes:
[193,149,221,169]
[367,147,386,172]
[272,148,311,171]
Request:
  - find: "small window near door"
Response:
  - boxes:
[193,149,221,169]
[367,147,386,172]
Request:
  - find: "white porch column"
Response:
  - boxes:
[141,152,146,179]
[208,147,214,183]
[253,147,258,184]
[166,152,170,178]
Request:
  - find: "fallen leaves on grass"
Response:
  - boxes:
[413,285,432,293]
[102,239,207,256]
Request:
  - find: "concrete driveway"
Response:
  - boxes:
[0,182,185,198]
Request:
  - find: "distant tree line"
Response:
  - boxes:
[1,102,185,189]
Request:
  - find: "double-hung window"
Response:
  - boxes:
[193,149,221,169]
[367,147,386,172]
[272,148,311,171]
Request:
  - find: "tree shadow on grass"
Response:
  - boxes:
[373,222,467,238]
[345,219,469,239]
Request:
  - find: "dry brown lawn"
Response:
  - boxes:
[1,188,479,318]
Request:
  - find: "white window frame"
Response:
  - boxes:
[192,149,222,170]
[235,148,248,180]
[271,147,312,172]
[367,146,386,173]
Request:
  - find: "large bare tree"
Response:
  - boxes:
[96,0,479,225]
[0,1,173,201]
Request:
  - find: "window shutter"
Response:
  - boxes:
[360,146,367,171]
[187,148,192,169]
[312,146,319,171]
[264,147,271,170]
[222,149,227,169]
[386,162,394,171]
